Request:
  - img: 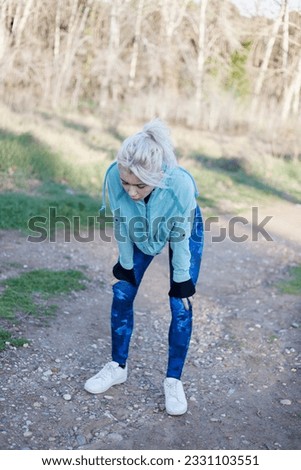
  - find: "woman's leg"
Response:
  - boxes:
[167,206,204,379]
[111,245,153,365]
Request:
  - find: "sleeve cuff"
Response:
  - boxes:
[168,279,195,298]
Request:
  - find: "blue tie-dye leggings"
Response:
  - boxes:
[111,205,204,379]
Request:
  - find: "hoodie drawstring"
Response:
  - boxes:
[99,161,118,213]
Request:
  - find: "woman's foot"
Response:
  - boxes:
[164,377,187,415]
[84,361,127,394]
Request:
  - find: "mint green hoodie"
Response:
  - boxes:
[102,162,198,283]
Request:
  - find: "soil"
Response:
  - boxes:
[0,200,300,450]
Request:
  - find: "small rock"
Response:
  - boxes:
[280,399,292,405]
[108,432,123,442]
[76,434,86,446]
[23,431,33,438]
[63,394,72,401]
[104,395,114,400]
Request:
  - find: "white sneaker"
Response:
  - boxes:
[164,377,188,415]
[84,361,127,394]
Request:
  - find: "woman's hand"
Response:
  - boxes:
[168,279,195,299]
[112,262,136,286]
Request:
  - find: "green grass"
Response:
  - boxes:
[1,125,301,223]
[277,266,301,295]
[0,128,108,232]
[0,130,72,182]
[0,181,105,232]
[185,153,301,212]
[0,269,87,320]
[0,127,110,194]
[0,328,28,352]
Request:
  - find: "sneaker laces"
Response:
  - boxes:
[165,380,180,399]
[93,362,116,380]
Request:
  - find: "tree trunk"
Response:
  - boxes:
[160,0,190,95]
[13,0,34,49]
[128,0,144,89]
[54,0,61,62]
[52,0,92,108]
[194,0,209,126]
[282,0,289,89]
[281,53,301,120]
[250,0,286,116]
[99,0,121,109]
[0,0,8,63]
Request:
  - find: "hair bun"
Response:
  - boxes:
[117,118,177,187]
[143,118,171,146]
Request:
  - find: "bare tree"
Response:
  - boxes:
[282,53,301,120]
[99,0,122,109]
[128,0,144,89]
[0,0,8,63]
[52,0,93,108]
[250,0,287,115]
[160,0,190,92]
[194,0,209,125]
[0,0,300,132]
[282,0,290,90]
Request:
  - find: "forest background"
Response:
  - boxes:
[1,0,301,146]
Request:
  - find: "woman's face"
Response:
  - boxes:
[118,166,154,202]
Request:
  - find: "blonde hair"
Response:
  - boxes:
[117,118,178,187]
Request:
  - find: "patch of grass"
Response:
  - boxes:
[277,266,301,295]
[0,127,111,195]
[263,157,301,204]
[0,128,109,232]
[186,157,267,211]
[0,269,87,319]
[0,182,105,232]
[0,130,72,182]
[0,329,28,352]
[185,152,301,212]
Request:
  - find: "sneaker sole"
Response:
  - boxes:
[165,404,187,416]
[84,376,127,394]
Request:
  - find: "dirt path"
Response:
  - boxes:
[0,200,300,450]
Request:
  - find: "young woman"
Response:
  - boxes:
[85,119,204,415]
